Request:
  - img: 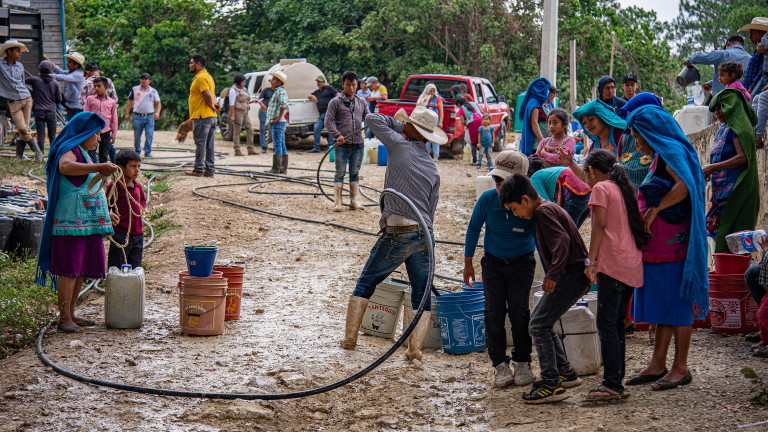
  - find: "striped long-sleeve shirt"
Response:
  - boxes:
[365,114,440,229]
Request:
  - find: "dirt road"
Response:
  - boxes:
[0,131,766,431]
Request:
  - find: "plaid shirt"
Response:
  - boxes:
[266,86,288,123]
[81,76,118,104]
[759,252,768,286]
[744,52,765,92]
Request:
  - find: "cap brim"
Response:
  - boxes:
[739,24,768,32]
[488,168,511,179]
[413,123,448,145]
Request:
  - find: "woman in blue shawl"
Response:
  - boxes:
[572,99,626,155]
[623,105,708,391]
[37,111,118,333]
[519,78,555,156]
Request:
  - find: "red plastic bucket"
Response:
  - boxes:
[179,276,228,336]
[713,254,750,275]
[213,265,245,320]
[709,290,758,334]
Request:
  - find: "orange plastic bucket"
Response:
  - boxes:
[214,265,245,320]
[179,276,228,335]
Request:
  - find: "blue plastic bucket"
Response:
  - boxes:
[461,281,484,291]
[436,291,486,354]
[377,144,388,166]
[184,245,218,277]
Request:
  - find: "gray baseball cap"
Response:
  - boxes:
[488,151,529,180]
[366,77,379,85]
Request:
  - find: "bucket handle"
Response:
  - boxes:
[456,304,484,322]
[181,293,228,317]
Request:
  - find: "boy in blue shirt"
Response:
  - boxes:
[477,114,495,168]
[463,150,535,388]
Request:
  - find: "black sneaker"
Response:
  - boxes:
[522,381,569,404]
[559,369,583,388]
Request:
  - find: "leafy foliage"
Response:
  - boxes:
[741,367,768,405]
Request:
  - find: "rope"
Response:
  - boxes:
[93,166,147,265]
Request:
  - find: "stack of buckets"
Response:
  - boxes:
[709,254,758,334]
[179,245,246,336]
[435,282,486,354]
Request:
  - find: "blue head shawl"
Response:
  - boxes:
[620,92,662,117]
[36,111,106,287]
[518,78,552,156]
[626,105,709,318]
[572,99,626,150]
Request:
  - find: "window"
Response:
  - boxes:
[403,78,469,101]
[482,83,497,104]
[474,83,484,103]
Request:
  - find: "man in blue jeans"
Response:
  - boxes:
[124,73,161,157]
[308,75,338,153]
[339,107,446,362]
[257,85,274,152]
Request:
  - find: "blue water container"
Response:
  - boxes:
[377,144,388,166]
[436,291,486,354]
[461,281,484,291]
[184,245,218,277]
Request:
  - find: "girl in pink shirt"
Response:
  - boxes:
[535,108,576,167]
[718,61,751,102]
[581,149,647,401]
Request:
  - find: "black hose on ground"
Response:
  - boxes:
[36,188,434,400]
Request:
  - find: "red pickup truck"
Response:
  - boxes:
[375,74,511,155]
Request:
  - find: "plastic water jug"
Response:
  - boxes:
[105,265,145,329]
[726,230,766,254]
[555,306,601,375]
[463,144,472,164]
[673,105,711,135]
[475,175,494,199]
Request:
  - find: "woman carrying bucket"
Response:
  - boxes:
[462,150,537,388]
[624,105,708,391]
[36,111,118,333]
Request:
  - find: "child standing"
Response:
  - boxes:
[500,174,589,404]
[581,149,647,401]
[477,114,495,168]
[84,77,118,163]
[718,61,751,101]
[457,97,483,164]
[106,150,146,269]
[535,108,576,167]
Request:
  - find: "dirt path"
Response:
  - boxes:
[1,131,766,431]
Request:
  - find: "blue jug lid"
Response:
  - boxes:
[121,264,133,271]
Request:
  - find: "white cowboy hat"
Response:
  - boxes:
[1,40,28,57]
[394,106,448,145]
[739,17,768,32]
[270,70,288,85]
[64,52,86,67]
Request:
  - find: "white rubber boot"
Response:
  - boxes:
[333,183,344,212]
[340,296,369,350]
[405,310,431,361]
[349,181,364,210]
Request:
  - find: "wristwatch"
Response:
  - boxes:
[585,258,596,267]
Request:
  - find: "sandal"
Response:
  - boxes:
[753,345,768,358]
[626,368,668,385]
[56,324,80,334]
[74,319,96,327]
[651,370,692,391]
[585,386,629,402]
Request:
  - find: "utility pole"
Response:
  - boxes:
[609,33,616,78]
[570,39,577,110]
[540,0,559,86]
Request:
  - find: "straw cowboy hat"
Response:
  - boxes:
[739,17,768,32]
[269,70,288,85]
[64,52,86,67]
[1,40,28,57]
[394,106,448,145]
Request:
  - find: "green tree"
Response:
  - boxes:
[671,0,765,54]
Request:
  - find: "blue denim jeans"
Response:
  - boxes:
[596,273,634,392]
[529,272,590,386]
[313,112,327,151]
[271,121,287,155]
[746,264,765,306]
[258,109,269,151]
[426,141,440,158]
[478,145,493,168]
[334,146,364,183]
[192,117,216,175]
[353,230,434,311]
[132,114,155,154]
[562,192,591,229]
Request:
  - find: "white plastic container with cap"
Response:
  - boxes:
[555,304,601,375]
[105,265,145,329]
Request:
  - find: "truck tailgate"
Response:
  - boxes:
[288,99,319,125]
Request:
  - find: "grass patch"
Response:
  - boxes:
[0,252,57,358]
[0,157,45,182]
[146,208,182,238]
[150,179,170,193]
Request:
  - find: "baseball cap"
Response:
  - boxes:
[366,77,379,85]
[726,34,745,45]
[315,75,326,82]
[140,72,152,80]
[488,151,529,180]
[622,73,638,83]
[550,85,561,93]
[38,60,53,72]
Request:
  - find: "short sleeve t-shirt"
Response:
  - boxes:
[479,126,494,147]
[588,180,643,288]
[189,69,217,119]
[312,85,337,114]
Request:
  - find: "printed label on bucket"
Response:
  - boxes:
[439,317,450,348]
[362,302,398,335]
[182,300,215,330]
[472,313,486,347]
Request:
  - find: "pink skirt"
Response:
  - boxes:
[50,234,106,279]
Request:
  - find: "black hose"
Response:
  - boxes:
[36,188,434,400]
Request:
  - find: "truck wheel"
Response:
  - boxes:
[219,114,233,141]
[494,122,507,152]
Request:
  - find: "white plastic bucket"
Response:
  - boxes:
[403,288,446,350]
[361,278,407,338]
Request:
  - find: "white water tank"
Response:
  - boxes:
[674,105,711,135]
[105,265,145,329]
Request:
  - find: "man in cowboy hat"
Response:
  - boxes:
[738,17,768,93]
[46,52,86,120]
[0,40,42,160]
[339,106,445,363]
[265,70,289,174]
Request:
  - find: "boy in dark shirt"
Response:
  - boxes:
[500,174,590,404]
[106,150,146,269]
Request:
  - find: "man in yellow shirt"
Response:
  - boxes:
[186,54,220,177]
[365,77,388,139]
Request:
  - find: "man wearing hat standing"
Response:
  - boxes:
[47,52,86,120]
[186,54,220,177]
[125,73,162,157]
[364,77,388,139]
[265,70,289,174]
[462,151,537,388]
[307,75,339,153]
[0,40,42,160]
[339,106,444,363]
[618,74,638,104]
[739,18,768,94]
[685,34,751,96]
